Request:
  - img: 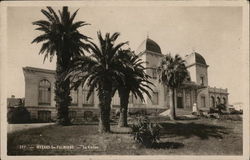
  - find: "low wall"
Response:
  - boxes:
[25,106,168,122]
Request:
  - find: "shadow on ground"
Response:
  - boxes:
[152,142,184,149]
[159,122,229,140]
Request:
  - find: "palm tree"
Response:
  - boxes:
[158,54,189,120]
[32,7,90,125]
[114,49,154,127]
[67,31,128,133]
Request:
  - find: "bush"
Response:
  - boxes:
[209,104,227,115]
[217,104,227,114]
[7,107,31,124]
[131,116,161,148]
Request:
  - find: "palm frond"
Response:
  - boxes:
[47,7,60,23]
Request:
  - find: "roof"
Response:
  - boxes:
[23,66,55,74]
[136,38,162,54]
[185,52,208,67]
[194,52,207,65]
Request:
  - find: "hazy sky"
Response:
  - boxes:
[6,6,248,106]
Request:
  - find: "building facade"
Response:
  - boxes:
[22,38,229,122]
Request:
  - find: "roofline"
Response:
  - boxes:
[186,63,209,68]
[23,66,55,74]
[138,50,164,57]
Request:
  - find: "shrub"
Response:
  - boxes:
[7,107,31,124]
[217,104,227,114]
[131,116,161,148]
[209,104,227,115]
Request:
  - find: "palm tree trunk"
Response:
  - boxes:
[118,88,129,127]
[169,88,176,120]
[55,57,71,125]
[98,83,112,133]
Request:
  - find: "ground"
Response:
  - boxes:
[8,123,55,133]
[7,117,242,155]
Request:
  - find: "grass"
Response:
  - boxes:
[8,117,242,155]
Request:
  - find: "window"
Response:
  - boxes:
[152,92,159,105]
[82,86,94,105]
[129,94,133,104]
[217,97,221,105]
[38,110,51,122]
[70,89,78,105]
[38,79,51,105]
[211,96,215,107]
[69,111,77,119]
[222,97,227,105]
[201,96,206,108]
[152,68,157,79]
[200,76,204,85]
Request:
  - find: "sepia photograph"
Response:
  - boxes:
[0,1,249,160]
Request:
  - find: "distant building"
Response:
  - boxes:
[22,37,229,122]
[232,102,243,111]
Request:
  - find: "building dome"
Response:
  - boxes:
[136,38,162,54]
[194,52,207,65]
[185,52,207,66]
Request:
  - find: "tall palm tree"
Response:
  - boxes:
[158,54,189,120]
[67,31,128,133]
[32,7,90,125]
[114,49,154,127]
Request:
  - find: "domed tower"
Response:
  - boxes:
[136,37,163,72]
[137,38,162,55]
[135,37,167,109]
[185,52,209,86]
[185,52,209,109]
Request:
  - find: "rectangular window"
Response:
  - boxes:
[38,80,51,105]
[152,92,159,105]
[152,68,157,79]
[201,96,206,107]
[201,76,204,85]
[129,94,133,104]
[83,86,94,105]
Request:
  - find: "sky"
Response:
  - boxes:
[5,5,248,106]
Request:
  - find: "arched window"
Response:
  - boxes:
[211,96,215,108]
[222,97,227,105]
[38,79,51,105]
[70,89,78,105]
[217,97,221,105]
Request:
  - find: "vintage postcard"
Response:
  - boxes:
[0,1,249,160]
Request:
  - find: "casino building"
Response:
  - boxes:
[22,38,229,122]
